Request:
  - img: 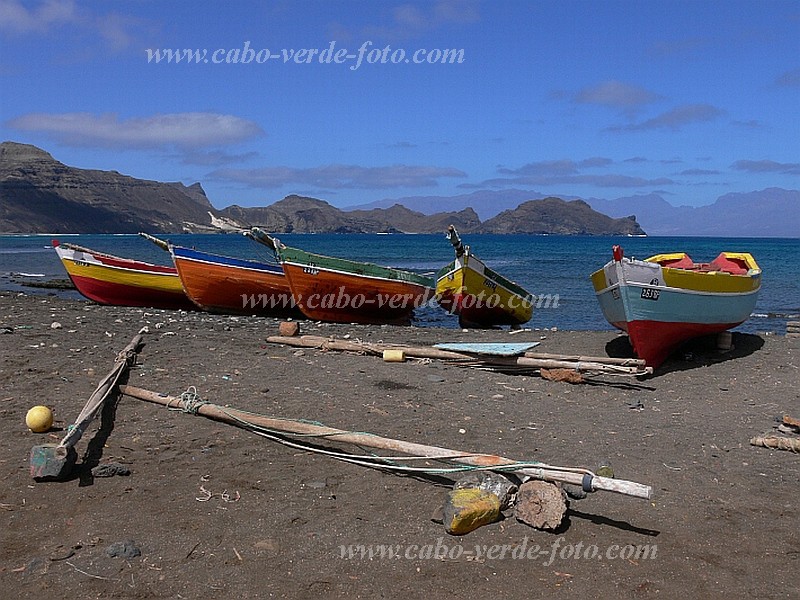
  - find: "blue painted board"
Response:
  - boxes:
[433,342,540,356]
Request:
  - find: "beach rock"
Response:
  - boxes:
[279,321,300,336]
[453,472,518,509]
[442,488,501,535]
[91,462,131,477]
[105,540,141,559]
[515,481,568,530]
[540,368,583,384]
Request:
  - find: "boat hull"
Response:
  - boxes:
[591,252,761,367]
[277,247,435,325]
[436,253,533,328]
[54,242,193,310]
[170,246,298,316]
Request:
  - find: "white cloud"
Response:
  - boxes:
[0,0,78,33]
[775,67,800,88]
[339,0,479,41]
[732,159,800,175]
[470,157,673,189]
[606,104,724,132]
[0,0,155,53]
[574,80,660,110]
[211,164,467,190]
[7,112,264,149]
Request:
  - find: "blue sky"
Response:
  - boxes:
[1,0,799,210]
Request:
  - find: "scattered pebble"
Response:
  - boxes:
[105,540,141,559]
[91,463,131,477]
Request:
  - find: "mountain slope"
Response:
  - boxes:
[586,188,799,236]
[221,196,482,233]
[479,197,645,235]
[0,141,217,233]
[347,189,573,220]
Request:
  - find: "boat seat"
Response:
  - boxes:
[707,253,749,275]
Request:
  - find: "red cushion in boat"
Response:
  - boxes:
[708,254,748,275]
[661,255,696,269]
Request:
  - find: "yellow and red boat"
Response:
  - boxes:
[436,226,534,328]
[591,245,761,367]
[52,239,193,310]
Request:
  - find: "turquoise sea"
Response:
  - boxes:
[1,233,797,333]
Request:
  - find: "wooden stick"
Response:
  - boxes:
[524,352,646,367]
[783,415,800,429]
[265,335,651,375]
[491,356,650,375]
[58,329,146,451]
[138,232,170,252]
[118,384,653,500]
[266,335,472,360]
[750,436,800,452]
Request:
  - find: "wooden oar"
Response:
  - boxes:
[119,384,653,500]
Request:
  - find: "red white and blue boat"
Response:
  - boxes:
[590,246,761,367]
[170,245,298,316]
[52,239,194,310]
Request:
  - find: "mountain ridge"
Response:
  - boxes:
[0,141,645,236]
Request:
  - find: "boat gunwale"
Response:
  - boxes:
[279,253,435,289]
[57,251,179,279]
[436,255,533,302]
[593,279,762,298]
[170,246,284,275]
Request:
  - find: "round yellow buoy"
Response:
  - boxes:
[382,349,406,363]
[26,405,54,433]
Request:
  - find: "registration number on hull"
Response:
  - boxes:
[640,287,660,301]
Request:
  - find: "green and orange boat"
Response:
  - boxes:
[249,227,435,325]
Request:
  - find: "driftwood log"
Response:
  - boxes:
[783,415,800,429]
[750,436,800,453]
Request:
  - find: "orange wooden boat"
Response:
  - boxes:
[169,244,299,316]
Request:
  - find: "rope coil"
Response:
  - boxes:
[170,386,209,415]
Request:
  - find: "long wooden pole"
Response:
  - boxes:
[118,384,653,500]
[525,352,646,367]
[265,335,651,375]
[265,335,469,360]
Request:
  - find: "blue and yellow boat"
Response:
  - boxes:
[590,246,761,367]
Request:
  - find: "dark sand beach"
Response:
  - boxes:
[1,291,798,599]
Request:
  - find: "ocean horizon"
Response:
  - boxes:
[1,233,797,334]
